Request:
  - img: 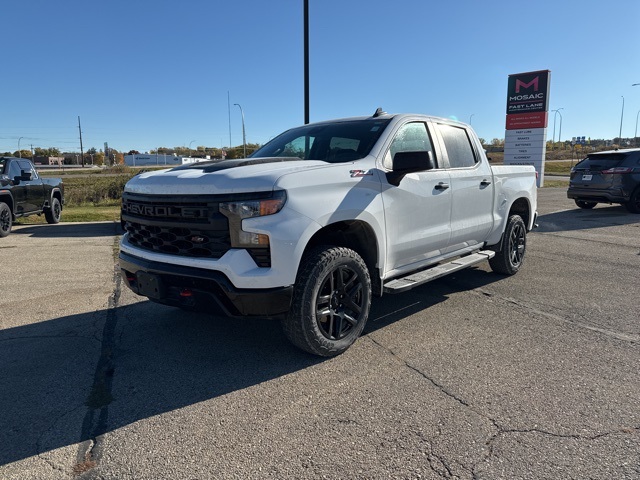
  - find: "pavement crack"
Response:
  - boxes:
[472,289,640,343]
[75,260,122,474]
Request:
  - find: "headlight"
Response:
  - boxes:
[219,190,286,248]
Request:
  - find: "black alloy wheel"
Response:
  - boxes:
[0,202,12,237]
[283,246,372,357]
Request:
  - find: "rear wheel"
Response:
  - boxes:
[624,187,640,214]
[282,246,371,357]
[489,214,527,275]
[45,197,61,224]
[0,202,12,237]
[575,199,597,209]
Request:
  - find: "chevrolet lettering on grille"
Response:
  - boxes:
[123,202,209,219]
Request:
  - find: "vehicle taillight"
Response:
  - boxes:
[601,167,633,174]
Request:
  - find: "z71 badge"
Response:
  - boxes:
[350,169,374,178]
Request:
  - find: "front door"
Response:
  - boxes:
[380,121,452,276]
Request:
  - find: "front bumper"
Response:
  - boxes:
[119,251,293,317]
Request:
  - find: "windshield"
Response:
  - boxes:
[251,118,392,163]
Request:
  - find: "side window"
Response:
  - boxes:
[438,124,477,168]
[9,161,22,179]
[18,160,38,179]
[384,122,434,169]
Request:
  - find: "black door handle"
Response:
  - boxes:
[435,182,449,190]
[480,179,492,186]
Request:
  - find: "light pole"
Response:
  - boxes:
[635,110,640,147]
[551,109,563,149]
[17,137,23,157]
[552,109,563,150]
[234,103,247,158]
[189,140,195,157]
[619,96,625,143]
[469,113,475,125]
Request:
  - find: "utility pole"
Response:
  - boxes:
[78,116,85,167]
[228,91,232,149]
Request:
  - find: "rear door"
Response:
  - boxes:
[434,123,494,251]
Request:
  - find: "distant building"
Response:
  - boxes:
[33,156,64,166]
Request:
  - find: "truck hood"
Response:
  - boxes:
[124,157,331,195]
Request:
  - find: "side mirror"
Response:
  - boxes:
[387,151,435,186]
[20,170,32,181]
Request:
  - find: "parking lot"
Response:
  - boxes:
[1,187,638,479]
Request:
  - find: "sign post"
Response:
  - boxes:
[504,70,551,187]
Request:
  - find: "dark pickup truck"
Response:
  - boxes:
[0,157,64,237]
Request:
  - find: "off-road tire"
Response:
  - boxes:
[45,197,61,224]
[0,202,12,237]
[489,214,527,275]
[282,246,371,357]
[575,199,597,209]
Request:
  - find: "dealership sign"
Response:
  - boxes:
[504,70,551,187]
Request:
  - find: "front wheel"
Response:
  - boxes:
[0,202,12,237]
[45,197,61,224]
[575,199,597,209]
[489,214,527,275]
[624,187,640,214]
[282,246,371,357]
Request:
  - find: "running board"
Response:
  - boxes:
[383,250,495,294]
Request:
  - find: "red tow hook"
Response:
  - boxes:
[179,288,194,297]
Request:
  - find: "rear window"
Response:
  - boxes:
[574,153,628,171]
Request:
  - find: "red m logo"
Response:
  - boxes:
[515,77,539,93]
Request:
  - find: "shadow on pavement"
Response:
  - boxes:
[536,205,639,233]
[11,222,121,238]
[0,265,504,467]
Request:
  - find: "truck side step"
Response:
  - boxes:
[383,250,495,294]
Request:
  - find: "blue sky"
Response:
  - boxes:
[2,0,639,154]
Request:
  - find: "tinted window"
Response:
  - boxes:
[384,122,434,169]
[439,124,477,168]
[574,153,628,171]
[0,158,6,174]
[18,160,38,179]
[252,118,391,163]
[8,160,21,179]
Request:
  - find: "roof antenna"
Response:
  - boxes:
[372,107,386,118]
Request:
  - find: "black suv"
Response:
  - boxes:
[567,148,640,213]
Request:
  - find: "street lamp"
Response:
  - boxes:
[18,137,23,157]
[635,110,640,147]
[234,103,247,158]
[551,109,563,150]
[551,109,563,149]
[469,113,475,125]
[619,96,625,144]
[189,140,195,157]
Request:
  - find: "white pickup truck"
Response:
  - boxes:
[119,110,537,356]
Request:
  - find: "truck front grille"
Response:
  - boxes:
[125,222,229,257]
[121,192,271,267]
[121,193,231,260]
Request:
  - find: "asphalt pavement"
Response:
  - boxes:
[0,188,638,479]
